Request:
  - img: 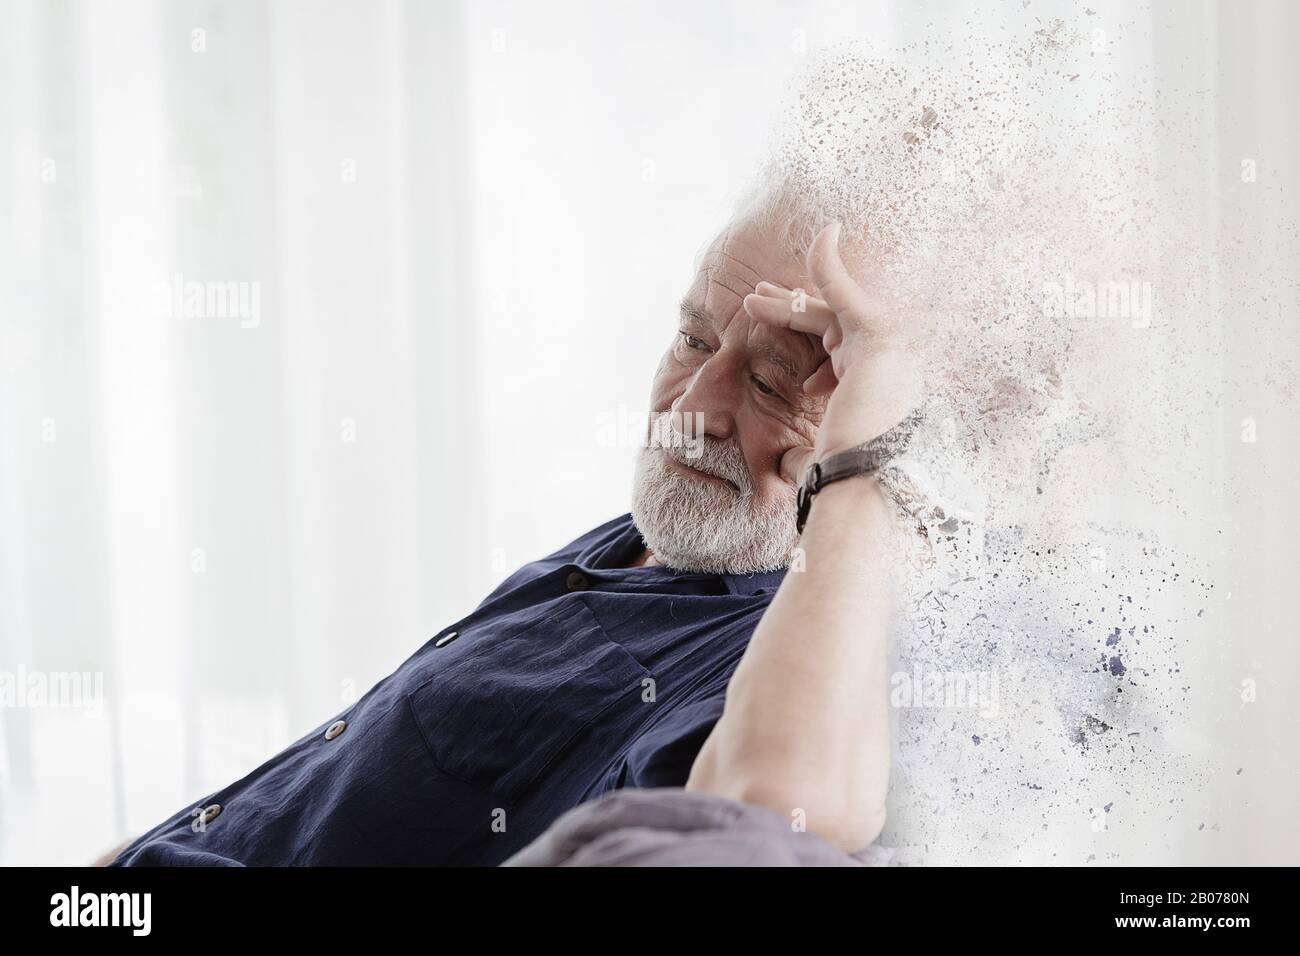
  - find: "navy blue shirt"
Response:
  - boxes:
[112,514,784,866]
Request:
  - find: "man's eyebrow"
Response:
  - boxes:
[758,344,804,388]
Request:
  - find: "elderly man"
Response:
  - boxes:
[109,194,922,866]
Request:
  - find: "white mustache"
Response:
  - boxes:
[652,415,752,495]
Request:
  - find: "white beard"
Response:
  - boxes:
[630,413,799,574]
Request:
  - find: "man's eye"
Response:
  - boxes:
[679,331,710,351]
[751,375,777,396]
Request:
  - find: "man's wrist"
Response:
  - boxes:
[818,356,924,454]
[799,469,890,534]
[796,404,925,533]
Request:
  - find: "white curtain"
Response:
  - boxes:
[2,0,1296,865]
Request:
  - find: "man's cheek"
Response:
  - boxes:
[790,406,825,449]
[766,447,794,484]
[753,467,794,507]
[648,363,690,412]
[676,412,706,459]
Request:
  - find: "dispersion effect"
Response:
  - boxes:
[752,13,1288,862]
[886,522,1214,864]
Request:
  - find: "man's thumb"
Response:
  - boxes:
[780,445,816,487]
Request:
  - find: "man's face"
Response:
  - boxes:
[630,217,828,573]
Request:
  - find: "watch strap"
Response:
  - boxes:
[796,407,924,533]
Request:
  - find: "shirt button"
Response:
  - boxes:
[434,630,459,648]
[565,571,589,591]
[324,719,347,741]
[200,803,222,825]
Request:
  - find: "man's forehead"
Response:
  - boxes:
[692,223,806,292]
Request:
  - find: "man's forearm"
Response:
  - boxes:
[686,472,898,852]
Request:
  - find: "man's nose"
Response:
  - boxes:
[670,355,737,442]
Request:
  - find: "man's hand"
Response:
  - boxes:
[743,221,923,484]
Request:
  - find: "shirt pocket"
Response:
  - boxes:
[404,597,650,805]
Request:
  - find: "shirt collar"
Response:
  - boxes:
[720,566,786,596]
[586,514,786,597]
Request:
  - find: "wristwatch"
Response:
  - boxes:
[795,407,925,534]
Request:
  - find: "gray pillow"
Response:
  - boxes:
[503,787,894,867]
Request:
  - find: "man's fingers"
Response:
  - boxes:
[801,359,838,398]
[742,292,832,335]
[754,280,793,298]
[754,282,836,320]
[806,221,874,323]
[780,444,816,487]
[754,281,830,309]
